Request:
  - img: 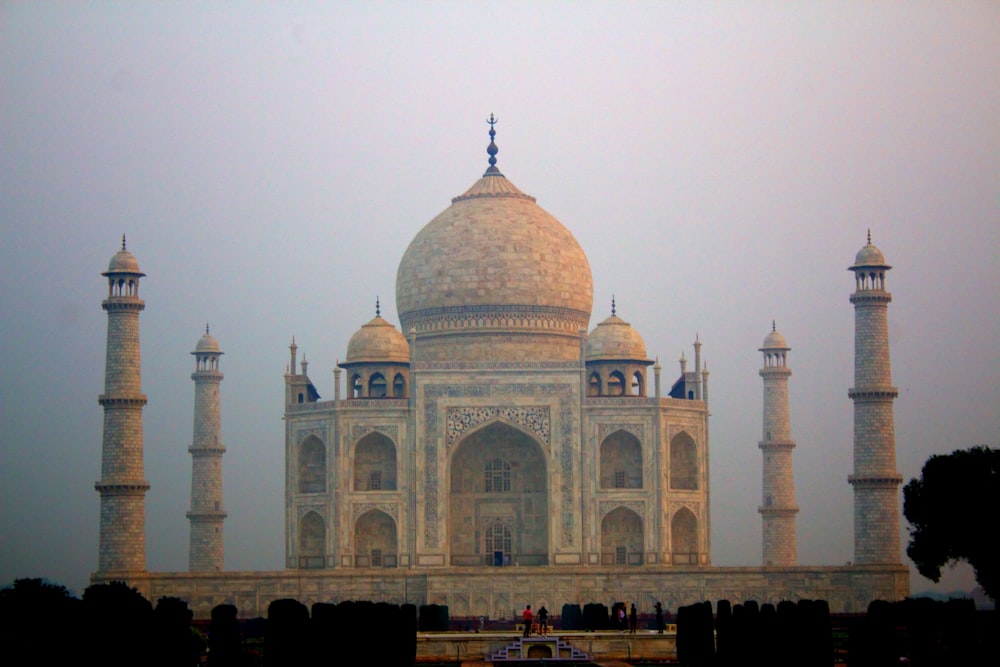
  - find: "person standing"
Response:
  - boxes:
[537,606,548,636]
[629,603,637,634]
[654,601,664,634]
[522,604,533,637]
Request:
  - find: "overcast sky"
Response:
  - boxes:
[1,2,997,598]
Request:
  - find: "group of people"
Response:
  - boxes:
[521,604,549,637]
[520,601,667,635]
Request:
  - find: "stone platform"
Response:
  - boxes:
[94,562,908,619]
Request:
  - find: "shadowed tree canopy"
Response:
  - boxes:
[903,445,999,602]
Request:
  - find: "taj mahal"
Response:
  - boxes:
[92,119,908,618]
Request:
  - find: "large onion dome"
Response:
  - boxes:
[395,116,593,362]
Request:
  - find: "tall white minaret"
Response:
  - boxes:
[758,322,798,565]
[848,232,902,564]
[95,236,150,574]
[187,325,226,571]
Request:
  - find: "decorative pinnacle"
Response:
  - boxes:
[122,234,127,250]
[611,294,616,316]
[867,228,872,244]
[376,296,381,317]
[206,323,210,335]
[772,320,776,332]
[487,113,499,167]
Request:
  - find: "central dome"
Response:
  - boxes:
[395,124,593,362]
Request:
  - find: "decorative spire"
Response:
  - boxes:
[376,296,381,317]
[122,233,127,250]
[611,294,616,316]
[486,113,500,174]
[205,323,210,335]
[867,228,872,244]
[772,320,776,332]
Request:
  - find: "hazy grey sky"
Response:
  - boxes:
[2,2,997,598]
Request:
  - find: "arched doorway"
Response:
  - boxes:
[601,506,644,565]
[354,509,397,567]
[449,421,548,566]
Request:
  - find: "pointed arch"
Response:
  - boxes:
[631,370,644,396]
[601,506,643,565]
[298,436,326,493]
[351,374,363,398]
[608,371,626,396]
[354,431,397,491]
[588,372,602,397]
[393,373,406,398]
[354,509,397,567]
[298,511,325,568]
[368,372,387,398]
[670,431,698,490]
[600,429,642,489]
[449,421,548,566]
[671,507,698,565]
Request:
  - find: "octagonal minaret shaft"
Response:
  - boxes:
[187,325,227,571]
[95,236,150,574]
[848,233,902,564]
[758,322,798,565]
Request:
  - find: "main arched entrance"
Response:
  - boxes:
[449,421,548,566]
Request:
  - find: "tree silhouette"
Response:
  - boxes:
[903,445,999,602]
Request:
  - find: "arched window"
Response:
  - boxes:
[353,431,397,491]
[485,458,511,493]
[588,373,601,397]
[368,373,387,398]
[298,436,326,493]
[351,374,363,398]
[670,432,698,490]
[671,507,698,565]
[484,519,512,565]
[298,511,325,569]
[600,430,643,489]
[393,373,406,398]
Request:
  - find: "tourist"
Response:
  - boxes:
[522,604,533,637]
[537,605,548,636]
[654,601,663,634]
[629,603,637,633]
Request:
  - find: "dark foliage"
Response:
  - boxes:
[417,603,449,631]
[0,578,83,663]
[153,596,204,667]
[560,603,582,630]
[82,581,154,667]
[581,602,609,631]
[264,598,309,667]
[676,601,714,666]
[903,445,999,602]
[207,604,244,667]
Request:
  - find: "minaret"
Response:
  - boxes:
[95,236,150,574]
[848,232,902,564]
[187,325,226,571]
[758,322,798,565]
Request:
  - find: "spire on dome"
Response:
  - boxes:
[611,294,616,316]
[485,113,502,176]
[867,228,872,244]
[376,296,381,317]
[122,234,127,250]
